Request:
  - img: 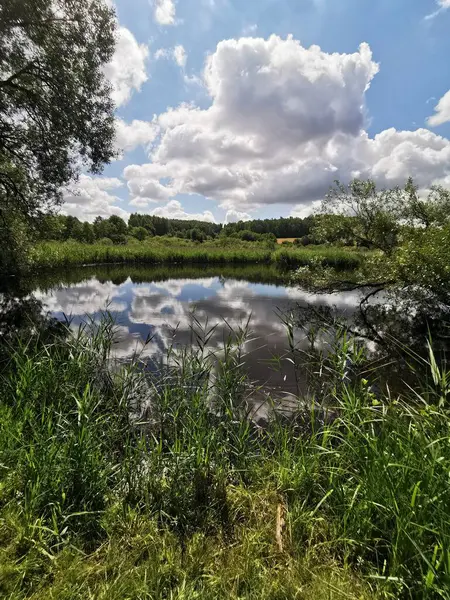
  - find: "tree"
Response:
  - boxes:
[129,226,148,241]
[0,0,117,271]
[64,215,83,241]
[316,180,404,254]
[93,216,108,240]
[222,216,313,239]
[105,215,127,243]
[81,221,95,244]
[37,214,66,240]
[190,228,205,242]
[403,177,450,229]
[238,230,258,242]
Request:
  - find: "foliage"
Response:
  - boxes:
[129,226,148,241]
[403,177,450,228]
[98,237,113,246]
[128,213,222,238]
[0,317,450,598]
[190,227,206,242]
[28,238,366,271]
[314,179,405,253]
[223,216,315,238]
[315,178,450,254]
[0,0,117,272]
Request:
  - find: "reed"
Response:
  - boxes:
[29,239,365,272]
[0,316,448,598]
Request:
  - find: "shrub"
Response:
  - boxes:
[129,226,148,241]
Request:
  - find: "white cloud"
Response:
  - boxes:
[104,27,149,107]
[183,73,204,87]
[155,45,187,68]
[35,279,127,316]
[123,35,450,215]
[173,45,187,68]
[242,24,258,35]
[225,209,252,223]
[153,0,176,25]
[291,200,321,219]
[427,90,450,127]
[148,200,216,222]
[124,163,175,204]
[115,119,160,154]
[62,175,129,222]
[425,0,450,19]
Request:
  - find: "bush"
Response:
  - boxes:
[238,230,258,242]
[126,236,140,245]
[99,237,113,246]
[129,226,148,241]
[295,235,313,246]
[110,233,128,245]
[190,228,206,242]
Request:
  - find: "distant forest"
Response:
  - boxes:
[38,213,316,244]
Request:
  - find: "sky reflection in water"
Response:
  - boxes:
[34,272,362,398]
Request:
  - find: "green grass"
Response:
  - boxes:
[0,317,449,598]
[29,238,365,272]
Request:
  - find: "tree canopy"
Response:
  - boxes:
[0,0,117,270]
[222,216,314,239]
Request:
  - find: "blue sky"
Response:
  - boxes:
[63,0,450,223]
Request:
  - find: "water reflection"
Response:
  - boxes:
[31,265,363,397]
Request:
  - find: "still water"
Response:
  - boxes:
[29,265,363,401]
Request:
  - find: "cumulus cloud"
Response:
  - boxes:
[104,27,149,107]
[123,35,450,216]
[115,119,160,154]
[62,175,129,222]
[124,163,174,204]
[427,90,450,127]
[225,209,252,223]
[147,199,216,222]
[153,0,176,25]
[35,279,127,317]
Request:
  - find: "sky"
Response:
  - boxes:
[62,0,450,224]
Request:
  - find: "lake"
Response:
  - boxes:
[26,264,364,406]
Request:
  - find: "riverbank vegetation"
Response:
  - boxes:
[29,237,365,272]
[1,318,449,599]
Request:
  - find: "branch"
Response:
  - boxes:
[359,288,386,346]
[0,60,39,88]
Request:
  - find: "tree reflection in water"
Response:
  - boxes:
[1,265,449,396]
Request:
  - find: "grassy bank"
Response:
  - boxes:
[29,239,365,272]
[0,318,449,598]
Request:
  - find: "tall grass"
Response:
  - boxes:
[0,316,449,598]
[29,239,365,272]
[274,246,363,270]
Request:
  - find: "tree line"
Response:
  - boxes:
[37,213,319,245]
[222,216,315,238]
